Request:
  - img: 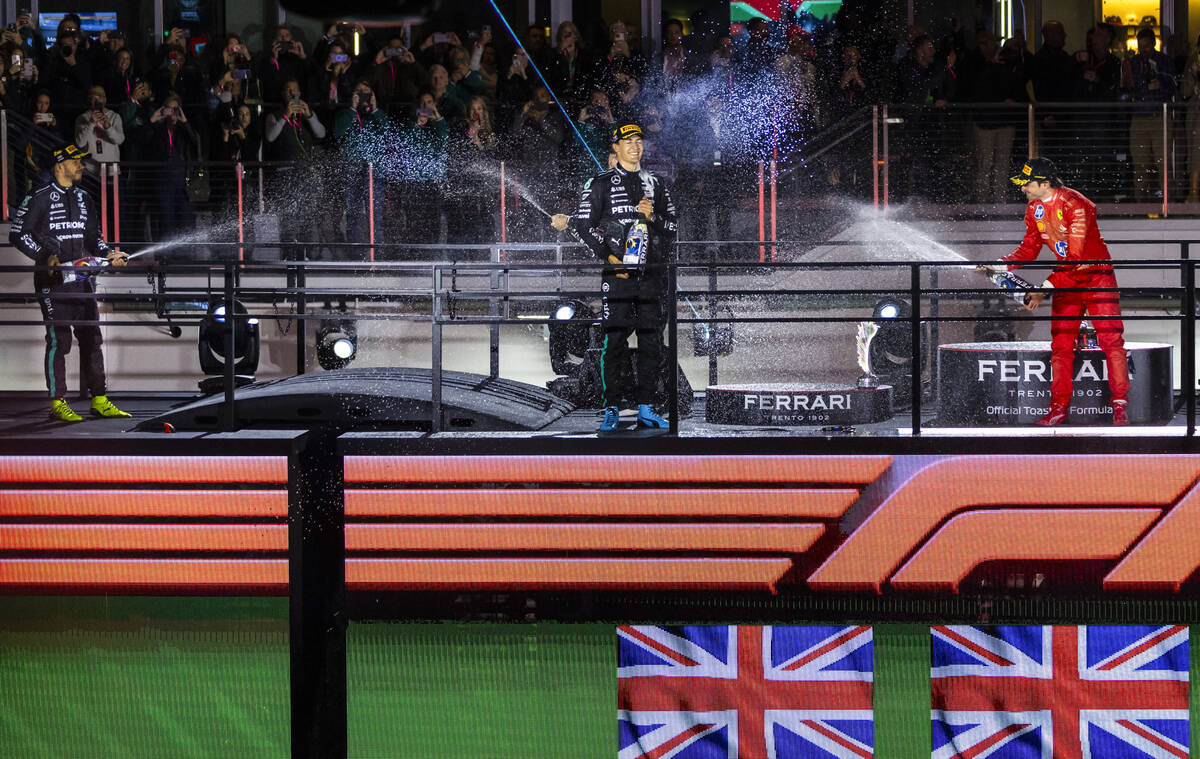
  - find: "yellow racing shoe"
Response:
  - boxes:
[49,398,84,422]
[90,395,131,419]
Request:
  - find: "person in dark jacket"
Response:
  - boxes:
[263,78,325,257]
[10,143,130,421]
[563,122,677,432]
[1127,27,1176,201]
[895,35,957,200]
[139,92,199,240]
[334,80,392,255]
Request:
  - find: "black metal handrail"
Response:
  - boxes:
[1,239,1198,435]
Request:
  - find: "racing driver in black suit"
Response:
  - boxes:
[553,122,678,432]
[11,143,130,422]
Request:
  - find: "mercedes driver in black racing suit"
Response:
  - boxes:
[567,122,678,432]
[10,143,129,422]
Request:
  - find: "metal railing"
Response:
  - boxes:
[4,101,1198,246]
[2,237,1198,435]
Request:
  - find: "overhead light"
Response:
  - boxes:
[317,319,358,371]
[197,299,260,393]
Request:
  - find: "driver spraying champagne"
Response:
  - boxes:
[553,122,678,432]
[10,144,130,422]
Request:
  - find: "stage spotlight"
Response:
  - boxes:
[197,300,260,393]
[548,299,596,375]
[873,298,908,321]
[317,319,358,370]
[860,298,920,408]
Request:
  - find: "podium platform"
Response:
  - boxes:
[937,341,1173,426]
[706,383,893,426]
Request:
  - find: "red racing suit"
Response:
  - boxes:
[1002,186,1129,406]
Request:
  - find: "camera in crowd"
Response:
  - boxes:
[90,98,103,111]
[233,69,250,79]
[332,53,349,63]
[385,46,405,58]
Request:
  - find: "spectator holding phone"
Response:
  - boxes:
[12,10,46,69]
[332,81,391,254]
[74,85,123,165]
[264,79,328,258]
[543,21,588,112]
[368,37,427,114]
[24,91,59,184]
[497,46,533,133]
[208,35,255,104]
[397,91,449,245]
[257,26,311,102]
[417,30,462,69]
[447,95,499,243]
[575,89,614,179]
[150,32,205,124]
[1,47,37,114]
[140,92,199,239]
[312,41,356,119]
[508,84,564,238]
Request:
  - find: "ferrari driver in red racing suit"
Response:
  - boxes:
[985,157,1130,426]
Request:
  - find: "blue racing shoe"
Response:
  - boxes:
[599,406,621,432]
[637,404,669,429]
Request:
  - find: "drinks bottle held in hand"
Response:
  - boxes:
[623,221,649,267]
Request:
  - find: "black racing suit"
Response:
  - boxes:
[10,180,113,399]
[571,164,678,408]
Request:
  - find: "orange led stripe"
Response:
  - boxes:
[345,558,793,592]
[345,523,824,553]
[0,524,287,552]
[0,490,288,518]
[0,558,288,593]
[345,489,859,519]
[344,455,893,485]
[0,456,288,484]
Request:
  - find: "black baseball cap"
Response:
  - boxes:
[52,144,89,163]
[1011,157,1058,186]
[611,122,642,143]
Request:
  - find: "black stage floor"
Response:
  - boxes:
[1,391,1196,453]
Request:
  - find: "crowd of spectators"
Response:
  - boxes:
[1,9,1199,252]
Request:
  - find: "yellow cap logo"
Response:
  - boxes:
[613,124,643,142]
[1021,165,1032,176]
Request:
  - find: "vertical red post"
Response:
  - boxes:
[112,167,120,246]
[99,163,109,243]
[236,162,244,262]
[368,162,375,262]
[757,162,765,263]
[769,159,777,262]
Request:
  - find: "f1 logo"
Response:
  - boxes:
[806,456,1200,593]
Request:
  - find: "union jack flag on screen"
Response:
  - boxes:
[931,625,1189,759]
[618,625,873,758]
